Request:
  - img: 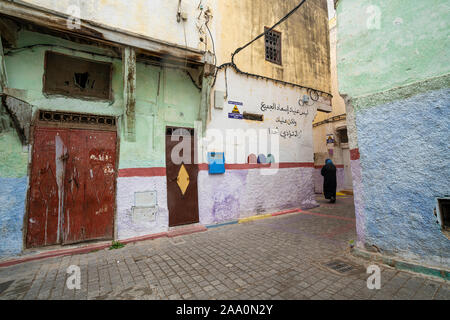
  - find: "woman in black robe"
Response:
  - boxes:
[321,159,337,203]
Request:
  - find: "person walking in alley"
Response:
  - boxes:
[321,159,337,203]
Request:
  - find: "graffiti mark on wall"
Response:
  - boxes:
[260,102,309,115]
[279,129,302,139]
[261,101,308,139]
[276,116,297,126]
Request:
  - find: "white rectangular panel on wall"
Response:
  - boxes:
[134,191,157,207]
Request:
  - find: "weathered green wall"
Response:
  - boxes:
[336,0,450,269]
[337,0,450,98]
[0,130,28,178]
[5,31,124,115]
[3,30,202,172]
[120,64,201,168]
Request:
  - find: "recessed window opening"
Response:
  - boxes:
[264,27,282,65]
[337,128,348,144]
[44,51,112,100]
[38,110,116,127]
[437,198,450,230]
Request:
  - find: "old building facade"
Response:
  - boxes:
[335,0,450,270]
[312,16,351,194]
[0,0,331,258]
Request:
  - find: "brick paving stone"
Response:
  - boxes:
[1,195,449,300]
[434,286,450,300]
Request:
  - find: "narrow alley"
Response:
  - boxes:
[1,195,448,300]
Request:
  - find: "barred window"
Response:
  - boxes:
[265,27,282,65]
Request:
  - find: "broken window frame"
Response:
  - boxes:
[43,51,113,101]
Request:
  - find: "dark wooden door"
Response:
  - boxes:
[165,127,199,227]
[27,127,116,248]
[62,129,116,244]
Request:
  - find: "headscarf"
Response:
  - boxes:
[325,159,333,165]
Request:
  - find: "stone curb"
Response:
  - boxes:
[351,247,450,281]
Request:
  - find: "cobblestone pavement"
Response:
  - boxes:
[0,195,449,300]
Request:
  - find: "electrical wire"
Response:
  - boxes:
[230,0,307,65]
[210,0,331,99]
[205,16,216,66]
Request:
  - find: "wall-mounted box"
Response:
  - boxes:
[132,207,157,224]
[207,152,225,174]
[214,90,225,109]
[132,191,157,223]
[134,191,157,207]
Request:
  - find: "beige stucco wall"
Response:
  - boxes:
[215,0,331,93]
[314,17,345,122]
[21,0,210,50]
[313,17,346,158]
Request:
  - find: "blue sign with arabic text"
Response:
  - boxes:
[228,113,243,119]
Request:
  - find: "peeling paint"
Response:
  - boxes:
[54,134,67,243]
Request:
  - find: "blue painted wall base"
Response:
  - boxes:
[0,177,28,258]
[356,87,450,268]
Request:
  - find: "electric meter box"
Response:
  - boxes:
[207,152,225,174]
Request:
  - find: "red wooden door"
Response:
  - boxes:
[62,129,116,244]
[27,128,69,247]
[165,127,199,227]
[27,127,116,248]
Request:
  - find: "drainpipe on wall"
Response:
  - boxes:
[199,61,215,137]
[122,46,136,142]
[199,51,215,137]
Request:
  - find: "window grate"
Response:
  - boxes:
[38,110,116,127]
[265,27,282,65]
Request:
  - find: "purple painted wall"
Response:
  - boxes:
[198,167,318,225]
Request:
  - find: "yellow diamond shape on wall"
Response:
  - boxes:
[177,164,190,195]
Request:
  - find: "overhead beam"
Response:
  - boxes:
[0,0,205,64]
